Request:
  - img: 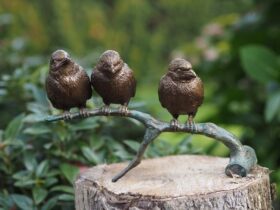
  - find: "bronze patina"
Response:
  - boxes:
[158,58,204,130]
[45,50,257,183]
[91,50,136,115]
[46,50,92,119]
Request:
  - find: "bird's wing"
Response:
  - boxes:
[129,69,137,97]
[131,76,137,97]
[76,64,92,99]
[45,75,62,108]
[193,77,204,107]
[158,76,173,108]
[91,68,104,89]
[124,64,137,98]
[91,67,101,84]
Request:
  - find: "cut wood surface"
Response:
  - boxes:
[75,155,272,210]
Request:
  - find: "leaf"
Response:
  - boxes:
[11,194,33,210]
[14,179,35,188]
[23,153,37,172]
[175,136,193,154]
[44,142,53,150]
[36,160,49,177]
[24,84,48,106]
[0,192,13,209]
[24,124,52,135]
[50,185,74,194]
[27,102,48,114]
[81,146,100,164]
[265,91,280,122]
[24,113,47,123]
[4,113,25,140]
[58,194,74,201]
[32,187,48,205]
[45,169,60,177]
[12,170,30,180]
[90,136,104,150]
[240,45,280,83]
[3,139,24,147]
[55,126,68,142]
[41,196,59,210]
[44,177,58,187]
[60,163,79,184]
[69,118,98,131]
[114,146,132,160]
[123,140,140,152]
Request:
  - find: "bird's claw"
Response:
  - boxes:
[170,119,180,130]
[119,105,129,116]
[187,118,197,133]
[100,105,111,116]
[79,108,90,118]
[62,111,72,121]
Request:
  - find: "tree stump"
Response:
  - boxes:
[75,155,272,210]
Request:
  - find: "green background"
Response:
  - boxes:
[0,0,279,209]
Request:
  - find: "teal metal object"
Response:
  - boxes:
[45,108,257,182]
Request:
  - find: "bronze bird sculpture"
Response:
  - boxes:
[158,58,204,130]
[46,49,92,119]
[91,50,136,115]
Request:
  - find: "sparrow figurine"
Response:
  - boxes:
[46,49,92,119]
[158,58,204,130]
[91,50,136,115]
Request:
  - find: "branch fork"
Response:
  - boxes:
[45,108,257,182]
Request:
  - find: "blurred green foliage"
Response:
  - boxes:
[0,0,280,209]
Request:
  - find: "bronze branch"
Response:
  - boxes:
[45,108,257,182]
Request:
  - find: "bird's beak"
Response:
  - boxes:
[111,65,117,74]
[54,61,60,69]
[64,57,70,62]
[54,62,60,69]
[189,69,197,77]
[55,58,69,69]
[181,69,196,80]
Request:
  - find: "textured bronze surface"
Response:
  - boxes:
[45,52,257,183]
[91,50,136,114]
[46,50,92,116]
[158,58,204,126]
[45,108,257,183]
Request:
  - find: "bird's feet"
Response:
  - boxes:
[100,105,111,116]
[186,115,197,133]
[170,119,180,130]
[79,108,90,118]
[119,105,129,116]
[62,111,72,120]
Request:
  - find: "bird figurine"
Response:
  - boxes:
[158,58,204,130]
[91,50,136,115]
[46,49,92,119]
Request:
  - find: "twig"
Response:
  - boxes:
[45,108,257,182]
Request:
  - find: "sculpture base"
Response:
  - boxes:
[75,155,272,210]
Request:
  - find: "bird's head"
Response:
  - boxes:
[50,50,71,71]
[97,50,124,77]
[167,58,197,81]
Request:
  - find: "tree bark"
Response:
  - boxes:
[75,155,272,210]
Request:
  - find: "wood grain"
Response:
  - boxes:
[75,155,272,210]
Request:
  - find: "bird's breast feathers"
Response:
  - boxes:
[161,75,202,96]
[53,70,86,92]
